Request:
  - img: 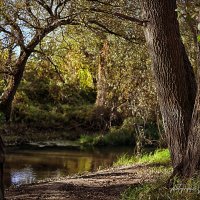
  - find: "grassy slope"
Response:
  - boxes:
[115,149,200,200]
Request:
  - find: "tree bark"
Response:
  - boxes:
[140,0,197,170]
[181,86,200,177]
[181,11,200,177]
[95,40,109,107]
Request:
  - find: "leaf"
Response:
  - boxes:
[197,35,200,43]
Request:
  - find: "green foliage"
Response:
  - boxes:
[79,134,104,146]
[78,68,94,89]
[114,149,170,166]
[121,176,200,200]
[20,57,96,106]
[79,126,135,147]
[104,126,135,145]
[197,34,200,43]
[13,102,116,132]
[121,117,162,148]
[114,153,137,166]
[13,103,68,128]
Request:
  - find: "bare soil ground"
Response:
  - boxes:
[5,164,165,200]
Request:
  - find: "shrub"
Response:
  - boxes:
[104,126,135,146]
[79,125,135,147]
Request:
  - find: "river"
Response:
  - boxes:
[4,145,135,188]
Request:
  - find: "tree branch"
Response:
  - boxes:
[33,49,65,83]
[90,8,148,26]
[87,20,140,42]
[3,14,26,50]
[35,0,54,17]
[25,0,41,27]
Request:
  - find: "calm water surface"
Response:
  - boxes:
[4,145,135,188]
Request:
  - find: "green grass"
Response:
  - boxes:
[119,149,200,200]
[114,149,170,166]
[121,176,200,200]
[79,134,104,146]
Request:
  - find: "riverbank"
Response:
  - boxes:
[0,103,160,147]
[5,163,170,200]
[0,124,81,146]
[5,150,172,199]
[1,120,160,148]
[5,147,200,200]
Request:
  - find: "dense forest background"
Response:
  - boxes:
[0,0,198,149]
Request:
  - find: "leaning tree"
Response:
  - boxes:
[87,0,200,179]
[139,0,200,179]
[0,0,84,121]
[0,0,82,198]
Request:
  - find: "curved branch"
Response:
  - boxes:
[87,19,141,43]
[90,8,148,26]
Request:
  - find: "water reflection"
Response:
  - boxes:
[11,167,36,185]
[4,146,134,188]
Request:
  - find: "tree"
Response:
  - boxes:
[88,0,200,178]
[139,0,200,179]
[0,0,79,121]
[95,39,109,107]
[0,0,145,121]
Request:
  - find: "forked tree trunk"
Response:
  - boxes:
[95,40,109,107]
[140,0,197,172]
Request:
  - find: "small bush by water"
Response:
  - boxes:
[79,123,136,146]
[79,117,161,147]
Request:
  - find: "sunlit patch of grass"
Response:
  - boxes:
[119,149,200,200]
[114,149,170,166]
[121,176,200,200]
[138,149,170,164]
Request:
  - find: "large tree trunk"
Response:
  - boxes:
[0,51,30,121]
[140,0,197,170]
[95,40,109,107]
[0,136,5,199]
[170,11,200,180]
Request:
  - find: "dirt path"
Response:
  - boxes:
[5,164,164,200]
